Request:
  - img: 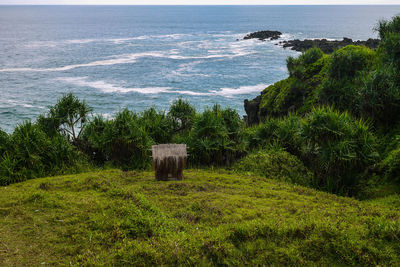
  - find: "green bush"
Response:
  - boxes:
[0,122,83,185]
[259,79,293,118]
[380,32,400,68]
[247,115,301,154]
[287,47,325,78]
[138,107,174,144]
[359,67,400,126]
[299,107,378,194]
[328,45,376,80]
[82,109,152,169]
[317,46,376,114]
[168,98,196,134]
[381,143,400,184]
[0,129,9,156]
[81,115,109,164]
[260,48,329,119]
[376,15,400,39]
[9,122,51,179]
[38,93,92,146]
[234,147,313,186]
[188,104,245,166]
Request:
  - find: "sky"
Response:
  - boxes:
[1,0,399,5]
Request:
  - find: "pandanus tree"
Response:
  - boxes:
[168,98,196,134]
[38,93,92,147]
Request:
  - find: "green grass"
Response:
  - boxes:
[0,169,399,266]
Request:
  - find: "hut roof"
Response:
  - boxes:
[152,144,187,160]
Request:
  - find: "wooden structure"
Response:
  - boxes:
[152,144,187,181]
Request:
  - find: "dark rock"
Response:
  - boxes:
[244,95,261,126]
[280,37,380,53]
[243,31,282,41]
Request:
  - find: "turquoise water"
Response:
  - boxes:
[1,5,400,132]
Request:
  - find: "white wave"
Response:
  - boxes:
[210,32,244,39]
[0,46,254,72]
[25,33,193,47]
[307,37,342,41]
[168,50,253,60]
[110,38,136,44]
[56,77,172,94]
[66,39,98,44]
[1,45,254,73]
[25,32,249,49]
[211,83,269,97]
[26,39,100,47]
[170,83,269,97]
[169,90,212,96]
[0,51,166,72]
[57,75,268,97]
[1,99,43,109]
[117,33,192,41]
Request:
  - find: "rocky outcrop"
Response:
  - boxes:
[244,95,262,126]
[243,31,282,41]
[243,33,381,125]
[279,38,380,53]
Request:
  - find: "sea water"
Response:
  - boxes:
[1,5,400,132]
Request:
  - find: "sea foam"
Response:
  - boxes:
[211,84,269,97]
[57,77,172,94]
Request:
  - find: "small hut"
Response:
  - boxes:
[152,144,187,181]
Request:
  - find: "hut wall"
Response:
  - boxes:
[152,144,187,181]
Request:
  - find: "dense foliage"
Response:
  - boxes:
[1,16,400,198]
[0,122,83,185]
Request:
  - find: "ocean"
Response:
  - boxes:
[1,5,400,132]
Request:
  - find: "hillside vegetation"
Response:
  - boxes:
[1,169,399,266]
[1,17,400,199]
[0,15,400,267]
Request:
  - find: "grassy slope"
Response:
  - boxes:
[0,169,399,266]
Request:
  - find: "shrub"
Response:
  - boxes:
[381,144,400,184]
[379,32,400,68]
[81,115,109,164]
[138,107,174,144]
[328,45,376,80]
[188,104,245,166]
[299,107,378,194]
[247,115,301,154]
[0,129,9,156]
[9,122,51,179]
[260,48,329,119]
[259,79,293,118]
[234,147,313,186]
[356,16,400,127]
[375,15,400,39]
[0,153,18,185]
[39,93,92,146]
[168,98,196,134]
[359,67,400,126]
[47,134,85,173]
[318,46,376,114]
[287,47,325,78]
[0,122,83,185]
[82,109,152,169]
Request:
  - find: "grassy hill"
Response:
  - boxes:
[0,169,399,266]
